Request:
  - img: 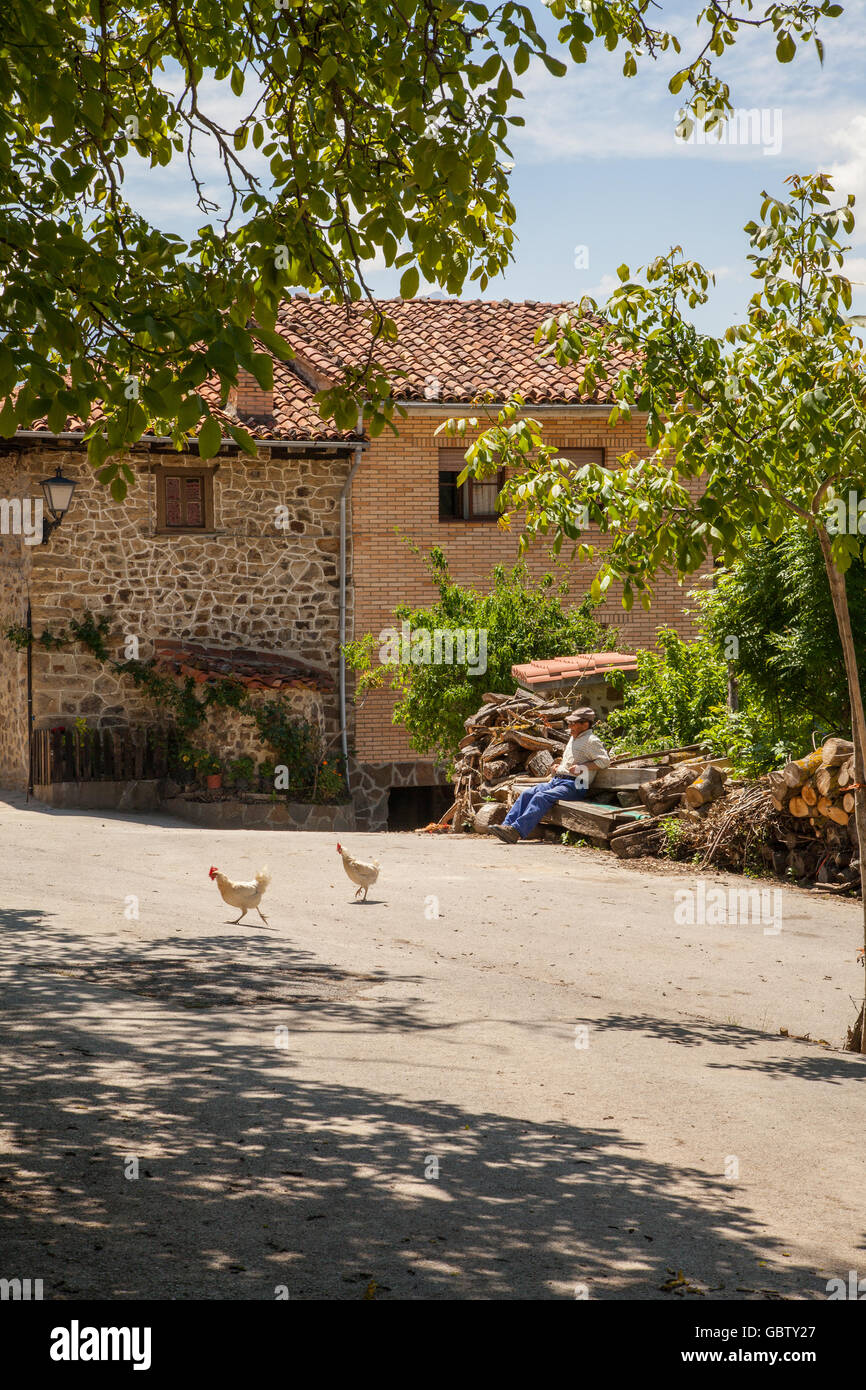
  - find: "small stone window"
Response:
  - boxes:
[154,467,215,533]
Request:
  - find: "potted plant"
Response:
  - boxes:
[226,755,255,792]
[198,750,222,790]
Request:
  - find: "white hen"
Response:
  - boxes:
[336,843,380,901]
[209,865,271,925]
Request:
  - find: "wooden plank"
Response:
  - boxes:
[541,800,631,838]
[593,766,658,790]
[63,730,75,782]
[608,743,702,767]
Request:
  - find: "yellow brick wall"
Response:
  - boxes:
[350,410,710,763]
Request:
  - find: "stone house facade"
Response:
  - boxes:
[0,297,707,829]
[0,372,363,808]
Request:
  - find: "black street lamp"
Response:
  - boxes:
[39,466,78,543]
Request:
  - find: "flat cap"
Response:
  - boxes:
[567,706,597,725]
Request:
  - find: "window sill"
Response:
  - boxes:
[152,528,227,537]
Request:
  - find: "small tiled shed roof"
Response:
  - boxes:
[513,651,638,690]
[153,640,334,693]
[278,297,639,404]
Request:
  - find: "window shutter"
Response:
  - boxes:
[184,476,203,526]
[438,447,471,473]
[557,447,606,466]
[164,476,183,527]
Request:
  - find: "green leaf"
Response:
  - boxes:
[399,266,420,299]
[198,414,223,460]
[227,423,258,457]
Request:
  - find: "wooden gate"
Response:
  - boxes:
[31,726,175,785]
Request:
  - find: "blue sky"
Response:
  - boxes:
[123,1,866,336]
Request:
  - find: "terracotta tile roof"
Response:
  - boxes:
[22,357,357,446]
[277,297,637,404]
[153,640,334,693]
[18,297,636,446]
[513,651,638,689]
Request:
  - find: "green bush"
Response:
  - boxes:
[605,629,727,754]
[698,529,866,736]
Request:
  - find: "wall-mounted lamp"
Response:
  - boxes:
[39,466,78,544]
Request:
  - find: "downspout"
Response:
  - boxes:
[338,411,364,792]
[26,597,33,802]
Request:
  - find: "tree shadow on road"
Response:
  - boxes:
[591,1010,866,1084]
[0,910,837,1301]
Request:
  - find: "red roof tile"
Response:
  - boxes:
[153,640,334,693]
[277,297,637,404]
[23,356,357,446]
[513,651,638,688]
[19,298,636,446]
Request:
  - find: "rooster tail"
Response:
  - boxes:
[256,867,271,891]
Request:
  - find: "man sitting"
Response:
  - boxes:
[490,706,610,844]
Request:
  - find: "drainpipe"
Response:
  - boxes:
[26,598,33,802]
[338,411,364,791]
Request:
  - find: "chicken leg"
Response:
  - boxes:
[228,906,270,926]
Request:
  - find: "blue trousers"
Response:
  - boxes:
[503,775,589,838]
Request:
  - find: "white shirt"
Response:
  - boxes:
[556,729,611,785]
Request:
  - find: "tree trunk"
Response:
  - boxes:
[817,525,866,1052]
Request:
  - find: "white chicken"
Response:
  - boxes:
[209,865,271,925]
[336,842,380,901]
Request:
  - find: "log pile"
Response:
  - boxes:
[429,692,864,897]
[447,690,572,834]
[648,739,861,893]
[766,739,856,828]
[440,690,730,844]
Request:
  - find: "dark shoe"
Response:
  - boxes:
[490,823,520,844]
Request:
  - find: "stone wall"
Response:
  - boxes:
[349,756,449,831]
[0,454,33,787]
[0,441,353,789]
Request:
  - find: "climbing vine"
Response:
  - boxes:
[4,611,346,802]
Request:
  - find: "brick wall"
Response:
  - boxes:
[232,369,273,422]
[349,409,711,764]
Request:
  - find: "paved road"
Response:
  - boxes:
[1,792,864,1300]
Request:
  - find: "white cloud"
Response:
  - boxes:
[843,255,866,286]
[829,116,866,242]
[574,272,619,304]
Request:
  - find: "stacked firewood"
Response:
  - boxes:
[447,690,572,834]
[436,694,863,894]
[766,738,856,827]
[441,689,731,840]
[755,737,860,892]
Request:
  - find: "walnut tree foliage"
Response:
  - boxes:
[699,529,866,734]
[0,0,843,495]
